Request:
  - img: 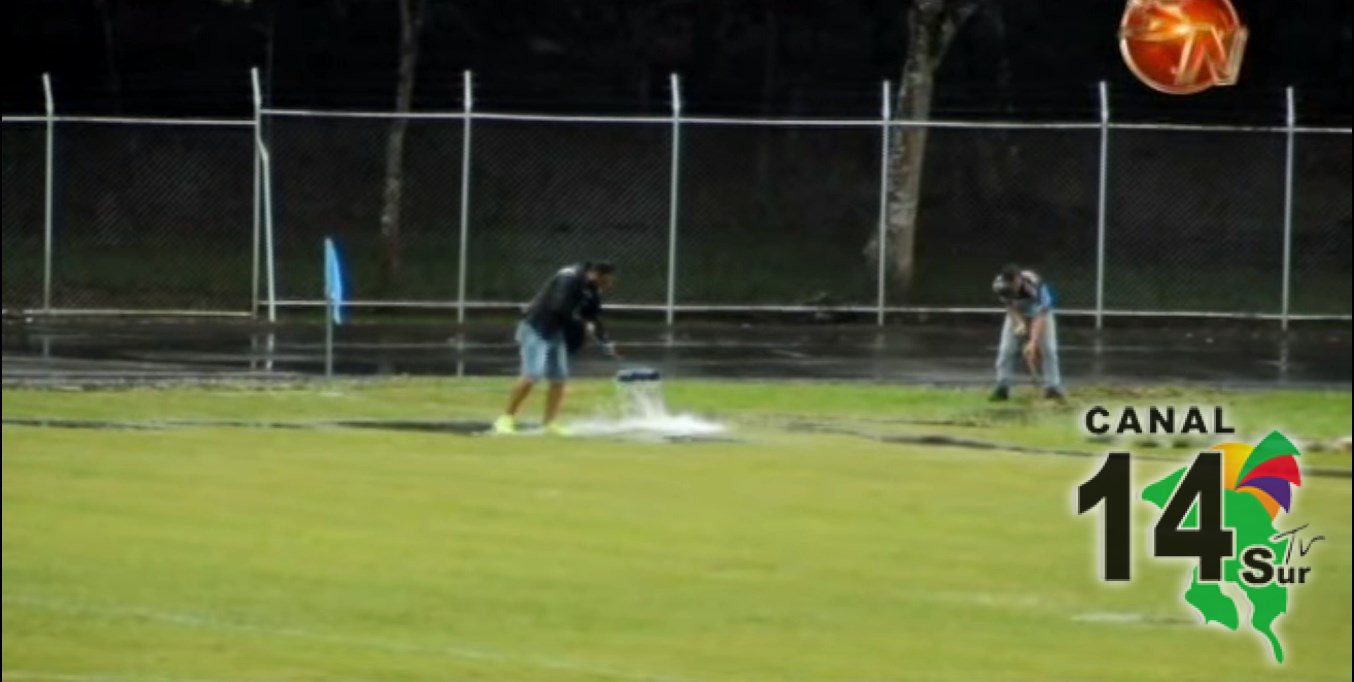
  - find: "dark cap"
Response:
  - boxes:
[993,264,1023,300]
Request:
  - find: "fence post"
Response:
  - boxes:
[1280,86,1296,331]
[1094,81,1110,330]
[258,145,278,323]
[250,68,262,317]
[457,70,473,325]
[666,73,682,326]
[41,73,54,312]
[876,80,891,327]
[251,68,277,323]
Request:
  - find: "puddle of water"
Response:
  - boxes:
[0,416,732,443]
[335,419,489,435]
[1,417,168,430]
[570,413,728,440]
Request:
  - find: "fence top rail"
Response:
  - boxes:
[2,114,253,127]
[694,116,1102,130]
[253,107,1354,134]
[5,109,1352,135]
[253,108,1256,132]
[262,107,675,124]
[1111,121,1354,134]
[262,107,468,121]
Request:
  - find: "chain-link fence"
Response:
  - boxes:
[1291,133,1353,317]
[1105,128,1288,314]
[2,79,1350,325]
[680,123,879,306]
[269,116,464,303]
[1,122,44,309]
[910,127,1101,309]
[468,120,668,305]
[52,121,253,310]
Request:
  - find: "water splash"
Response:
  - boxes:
[570,371,726,439]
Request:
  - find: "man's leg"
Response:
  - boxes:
[993,315,1020,398]
[1040,314,1063,393]
[544,381,567,425]
[504,377,535,416]
[496,323,543,433]
[543,338,571,433]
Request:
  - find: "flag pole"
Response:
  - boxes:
[324,240,334,380]
[325,303,334,379]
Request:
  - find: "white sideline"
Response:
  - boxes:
[2,594,699,682]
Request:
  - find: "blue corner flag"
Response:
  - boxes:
[324,237,345,326]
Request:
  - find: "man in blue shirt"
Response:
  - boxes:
[990,264,1064,401]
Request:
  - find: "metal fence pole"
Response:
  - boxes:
[875,80,892,327]
[252,68,277,323]
[1094,81,1110,330]
[258,144,278,323]
[41,73,54,312]
[666,73,682,326]
[1280,87,1296,331]
[250,68,262,317]
[457,70,473,325]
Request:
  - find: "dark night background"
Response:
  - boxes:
[3,0,1351,123]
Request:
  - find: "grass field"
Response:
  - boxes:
[3,379,1351,681]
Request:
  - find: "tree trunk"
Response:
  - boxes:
[754,0,779,217]
[95,0,122,112]
[868,0,982,297]
[378,0,427,293]
[886,8,937,296]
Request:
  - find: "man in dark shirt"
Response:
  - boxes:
[493,262,617,435]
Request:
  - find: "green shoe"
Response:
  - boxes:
[544,421,572,437]
[492,415,517,434]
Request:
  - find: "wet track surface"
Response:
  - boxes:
[3,318,1350,389]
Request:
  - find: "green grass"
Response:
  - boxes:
[3,380,1351,681]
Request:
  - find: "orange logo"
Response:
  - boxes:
[1119,0,1248,95]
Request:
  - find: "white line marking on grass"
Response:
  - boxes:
[1072,611,1192,625]
[1072,611,1152,624]
[3,594,699,682]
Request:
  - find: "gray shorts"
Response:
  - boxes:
[516,321,568,382]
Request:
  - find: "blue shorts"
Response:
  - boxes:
[516,321,568,382]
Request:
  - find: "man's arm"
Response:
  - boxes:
[1023,285,1054,364]
[1007,305,1027,337]
[1027,312,1047,348]
[1023,311,1048,371]
[579,290,618,357]
[585,318,609,343]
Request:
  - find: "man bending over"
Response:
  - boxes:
[991,264,1064,401]
[493,262,617,435]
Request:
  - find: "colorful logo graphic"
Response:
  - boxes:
[1143,432,1305,662]
[1119,0,1248,94]
[1079,430,1320,663]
